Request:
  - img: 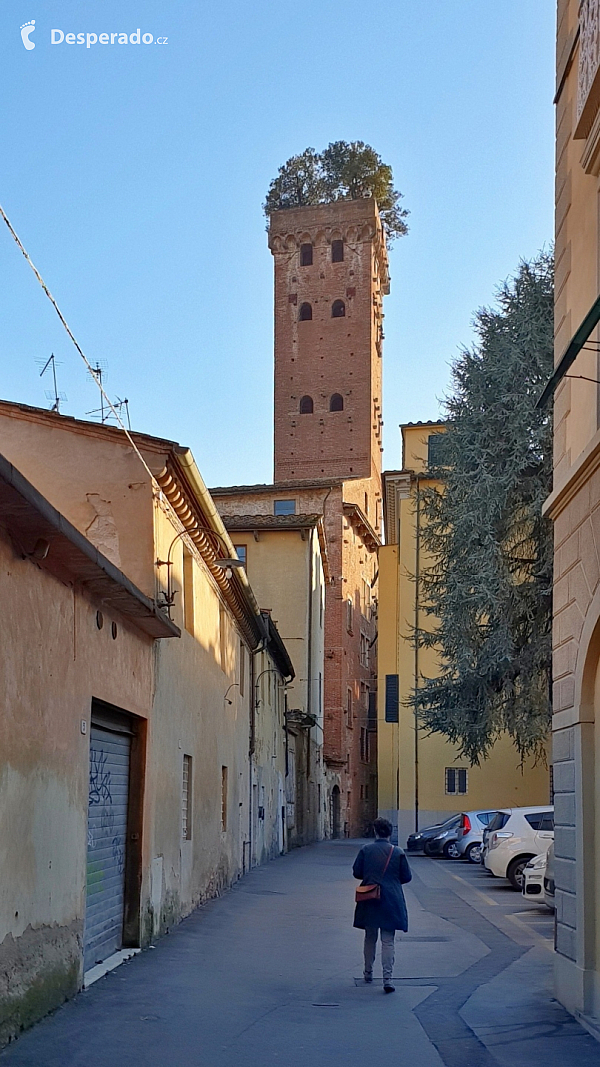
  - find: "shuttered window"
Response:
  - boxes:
[445,767,467,795]
[385,675,399,723]
[182,755,192,840]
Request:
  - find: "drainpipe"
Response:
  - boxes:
[414,475,420,835]
[306,527,314,786]
[248,635,266,871]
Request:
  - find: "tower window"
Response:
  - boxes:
[274,499,296,516]
[331,240,344,263]
[300,243,313,266]
[299,395,314,414]
[299,302,312,321]
[330,393,344,412]
[332,300,345,318]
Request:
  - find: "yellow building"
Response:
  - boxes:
[378,422,550,845]
[215,511,328,846]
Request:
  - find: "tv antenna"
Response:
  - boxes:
[86,360,109,421]
[37,353,67,413]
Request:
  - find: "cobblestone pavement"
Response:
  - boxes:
[1,841,599,1066]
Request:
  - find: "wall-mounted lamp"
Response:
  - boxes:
[156,526,245,617]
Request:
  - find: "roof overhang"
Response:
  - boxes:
[0,452,179,639]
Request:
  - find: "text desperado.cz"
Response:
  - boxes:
[51,30,167,48]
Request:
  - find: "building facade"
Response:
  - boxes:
[542,0,600,1031]
[378,423,551,845]
[211,479,379,837]
[0,401,293,1045]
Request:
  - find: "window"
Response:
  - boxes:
[332,299,345,318]
[487,811,510,832]
[385,675,399,723]
[219,602,227,672]
[360,632,369,668]
[360,727,370,763]
[477,811,497,826]
[299,395,314,414]
[300,243,313,266]
[239,641,245,697]
[347,688,353,729]
[183,546,195,636]
[525,811,554,831]
[329,393,344,412]
[182,755,192,840]
[331,239,344,263]
[445,767,468,795]
[346,597,354,634]
[234,544,247,567]
[367,691,377,732]
[427,433,445,467]
[299,302,312,321]
[361,578,371,617]
[221,766,228,831]
[274,499,296,516]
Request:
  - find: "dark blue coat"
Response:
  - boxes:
[353,840,412,932]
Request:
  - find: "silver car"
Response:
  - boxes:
[455,810,500,864]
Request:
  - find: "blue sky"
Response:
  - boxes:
[0,1,555,485]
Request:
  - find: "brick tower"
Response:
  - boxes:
[269,198,389,498]
[266,198,389,837]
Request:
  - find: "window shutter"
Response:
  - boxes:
[385,674,399,723]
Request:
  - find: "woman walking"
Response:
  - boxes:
[352,817,412,993]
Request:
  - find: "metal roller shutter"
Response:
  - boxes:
[84,721,131,972]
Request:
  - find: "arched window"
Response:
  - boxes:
[299,302,312,321]
[299,395,314,414]
[330,393,344,412]
[300,243,313,266]
[331,240,344,263]
[332,299,345,318]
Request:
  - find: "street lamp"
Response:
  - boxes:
[156,526,245,616]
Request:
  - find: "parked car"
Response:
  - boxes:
[484,806,554,889]
[522,852,548,900]
[455,810,499,864]
[423,819,462,859]
[406,814,460,853]
[544,842,555,911]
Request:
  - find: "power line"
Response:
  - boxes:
[0,202,155,486]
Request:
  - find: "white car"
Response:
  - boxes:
[484,806,554,889]
[544,842,555,911]
[522,852,548,902]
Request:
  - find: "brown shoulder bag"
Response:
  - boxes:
[355,845,394,903]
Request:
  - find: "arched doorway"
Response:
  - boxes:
[331,785,341,839]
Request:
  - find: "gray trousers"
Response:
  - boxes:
[364,927,395,980]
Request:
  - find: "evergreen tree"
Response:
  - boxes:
[264,141,408,241]
[414,252,554,763]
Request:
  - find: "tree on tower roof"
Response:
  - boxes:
[264,141,408,242]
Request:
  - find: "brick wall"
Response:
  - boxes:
[269,200,386,486]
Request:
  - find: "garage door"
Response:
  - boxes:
[84,719,131,972]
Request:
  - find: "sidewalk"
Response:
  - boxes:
[1,841,598,1067]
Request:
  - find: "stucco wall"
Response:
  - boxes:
[0,529,153,1045]
[548,0,600,1025]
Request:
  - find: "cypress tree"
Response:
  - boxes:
[414,252,554,763]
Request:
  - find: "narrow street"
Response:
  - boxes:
[2,841,598,1067]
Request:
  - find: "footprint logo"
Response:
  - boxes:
[20,20,35,50]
